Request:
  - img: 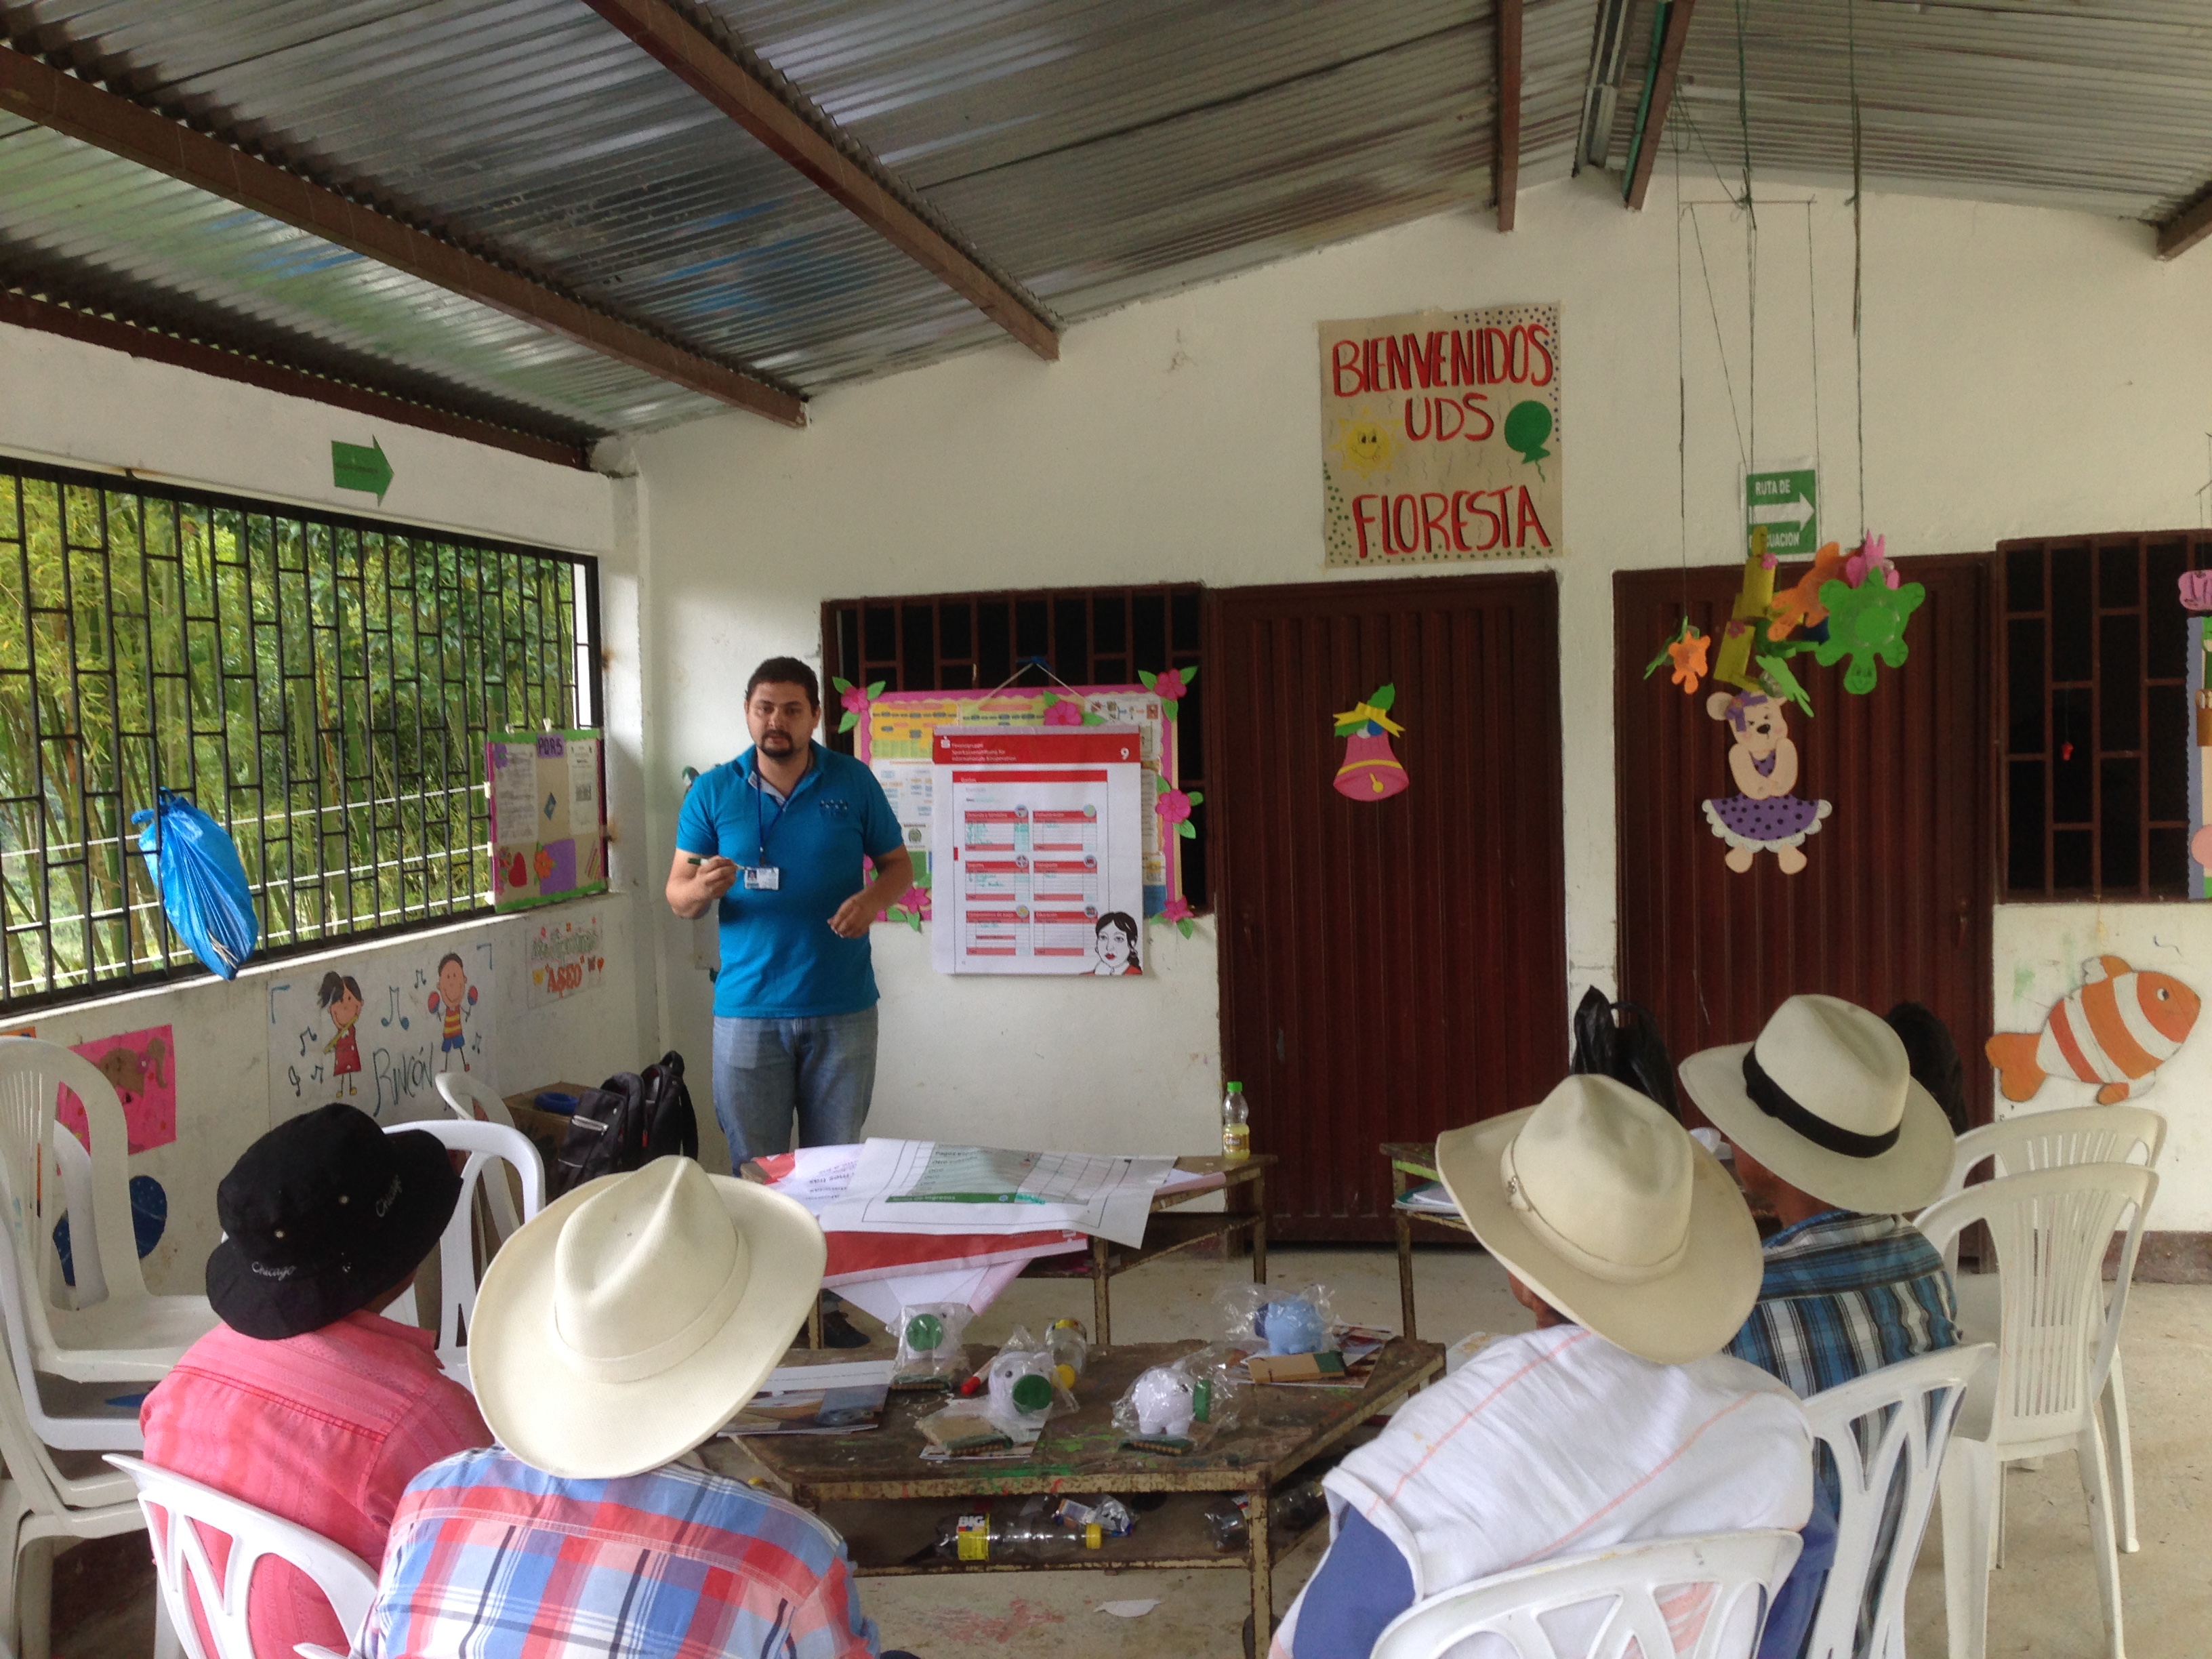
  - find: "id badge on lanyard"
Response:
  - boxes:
[747,774,785,890]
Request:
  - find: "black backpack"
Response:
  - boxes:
[550,1050,701,1198]
[1568,987,1681,1120]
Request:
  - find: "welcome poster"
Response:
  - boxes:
[1318,303,1563,567]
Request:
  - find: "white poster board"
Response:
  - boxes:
[266,940,494,1123]
[930,727,1145,976]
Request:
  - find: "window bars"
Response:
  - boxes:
[0,458,598,1008]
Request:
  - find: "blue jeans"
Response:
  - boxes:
[711,1006,879,1170]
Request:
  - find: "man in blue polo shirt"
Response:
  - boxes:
[668,657,912,1172]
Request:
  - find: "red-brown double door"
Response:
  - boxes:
[1212,573,1568,1241]
[1612,556,1994,1121]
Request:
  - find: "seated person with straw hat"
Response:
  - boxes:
[1681,993,1960,1659]
[1271,1074,1814,1659]
[140,1105,491,1659]
[358,1155,916,1659]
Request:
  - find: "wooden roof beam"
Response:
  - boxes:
[1622,0,1698,211]
[2156,185,2212,260]
[0,44,805,426]
[1495,0,1522,232]
[578,0,1060,362]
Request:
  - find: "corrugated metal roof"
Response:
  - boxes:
[1596,0,2212,221]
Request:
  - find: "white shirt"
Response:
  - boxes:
[1275,1324,1812,1657]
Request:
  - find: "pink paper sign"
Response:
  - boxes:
[56,1025,177,1155]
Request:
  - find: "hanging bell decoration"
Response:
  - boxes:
[1332,684,1409,800]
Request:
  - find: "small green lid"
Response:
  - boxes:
[1010,1372,1054,1412]
[1225,1080,1244,1094]
[905,1313,944,1351]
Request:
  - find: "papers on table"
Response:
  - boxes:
[1393,1179,1462,1216]
[722,1359,893,1438]
[815,1138,1178,1248]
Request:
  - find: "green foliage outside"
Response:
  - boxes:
[0,467,583,1004]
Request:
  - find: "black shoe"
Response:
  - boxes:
[819,1309,871,1349]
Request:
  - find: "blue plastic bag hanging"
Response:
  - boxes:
[131,790,258,979]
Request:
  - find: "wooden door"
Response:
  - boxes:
[1614,556,1994,1122]
[1212,574,1568,1241]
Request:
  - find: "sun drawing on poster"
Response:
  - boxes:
[1328,409,1397,478]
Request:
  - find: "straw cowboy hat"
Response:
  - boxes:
[1680,994,1954,1215]
[1436,1075,1762,1365]
[207,1104,462,1342]
[470,1156,825,1478]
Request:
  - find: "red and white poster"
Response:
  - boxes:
[930,728,1145,977]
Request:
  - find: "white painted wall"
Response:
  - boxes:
[0,323,655,1288]
[632,167,2212,1206]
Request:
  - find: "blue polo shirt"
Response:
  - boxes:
[676,743,903,1019]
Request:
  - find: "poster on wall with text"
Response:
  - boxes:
[266,941,494,1123]
[929,729,1144,976]
[1318,302,1562,567]
[487,731,608,911]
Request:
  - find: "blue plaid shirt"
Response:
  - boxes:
[1727,1210,1960,1399]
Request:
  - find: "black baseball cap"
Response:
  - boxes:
[205,1103,462,1340]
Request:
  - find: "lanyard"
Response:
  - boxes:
[750,756,803,865]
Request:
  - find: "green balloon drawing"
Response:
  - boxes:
[1504,400,1553,479]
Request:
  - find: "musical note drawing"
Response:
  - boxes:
[381,985,398,1027]
[296,1027,319,1057]
[414,969,428,989]
[287,1065,300,1096]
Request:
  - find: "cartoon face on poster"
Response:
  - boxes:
[57,1025,178,1154]
[267,941,494,1124]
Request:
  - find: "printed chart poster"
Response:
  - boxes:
[527,913,606,1007]
[863,688,1178,915]
[267,941,494,1123]
[488,730,609,912]
[59,1025,177,1155]
[2192,615,2212,896]
[930,729,1144,977]
[1319,302,1562,567]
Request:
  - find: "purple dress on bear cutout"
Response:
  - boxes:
[1702,751,1831,850]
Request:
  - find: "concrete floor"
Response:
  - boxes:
[54,1243,2212,1658]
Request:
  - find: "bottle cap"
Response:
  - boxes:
[905,1313,943,1351]
[1010,1372,1054,1413]
[1084,1523,1103,1549]
[1225,1080,1244,1094]
[1054,1363,1078,1390]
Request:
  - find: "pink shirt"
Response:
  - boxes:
[140,1311,490,1658]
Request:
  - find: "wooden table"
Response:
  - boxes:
[711,1334,1443,1654]
[1381,1142,1473,1343]
[1021,1154,1274,1346]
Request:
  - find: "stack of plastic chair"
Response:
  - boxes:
[1370,1530,1803,1659]
[382,1120,542,1385]
[1798,1344,1994,1659]
[0,1040,215,1382]
[1928,1103,2164,1554]
[1917,1164,2154,1659]
[106,1455,375,1659]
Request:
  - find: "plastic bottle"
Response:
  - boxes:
[1047,1318,1089,1387]
[1221,1080,1250,1162]
[934,1496,1103,1563]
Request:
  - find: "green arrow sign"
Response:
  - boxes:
[331,437,394,504]
[1745,465,1817,556]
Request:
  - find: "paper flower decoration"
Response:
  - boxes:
[1139,665,1197,720]
[1667,628,1709,693]
[830,676,884,735]
[1841,533,1900,592]
[1768,542,1847,638]
[1334,685,1409,800]
[1814,576,1926,694]
[1160,895,1195,939]
[1043,696,1086,726]
[1156,788,1202,840]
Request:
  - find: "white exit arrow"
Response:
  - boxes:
[1749,494,1814,529]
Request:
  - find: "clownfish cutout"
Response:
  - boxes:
[1334,684,1408,800]
[1987,956,2200,1104]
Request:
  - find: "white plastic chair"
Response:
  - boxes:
[1926,1103,2165,1553]
[0,1216,140,1453]
[1916,1164,2154,1659]
[1798,1344,1994,1659]
[434,1075,524,1244]
[106,1455,375,1659]
[1370,1528,1803,1659]
[0,1040,215,1382]
[382,1120,542,1384]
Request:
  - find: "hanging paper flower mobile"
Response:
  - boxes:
[1334,684,1409,800]
[1138,665,1197,721]
[1644,621,1711,695]
[1156,787,1202,840]
[1815,569,1925,694]
[830,676,884,735]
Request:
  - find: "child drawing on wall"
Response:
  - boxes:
[317,971,365,1098]
[428,952,478,1072]
[1092,912,1142,977]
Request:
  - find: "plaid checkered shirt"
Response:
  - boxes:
[359,1448,880,1659]
[1726,1210,1961,1399]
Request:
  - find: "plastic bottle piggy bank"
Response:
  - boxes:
[986,1350,1057,1430]
[1131,1365,1197,1437]
[1254,1296,1328,1357]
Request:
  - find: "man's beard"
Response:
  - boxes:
[758,729,796,752]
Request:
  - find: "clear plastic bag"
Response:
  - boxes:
[1113,1347,1242,1444]
[132,790,258,979]
[981,1325,1078,1432]
[1218,1283,1335,1356]
[893,1302,972,1389]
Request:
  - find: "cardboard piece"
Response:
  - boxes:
[1244,1350,1348,1384]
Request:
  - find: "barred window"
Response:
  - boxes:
[821,586,1209,908]
[0,457,598,1009]
[1999,532,2205,898]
